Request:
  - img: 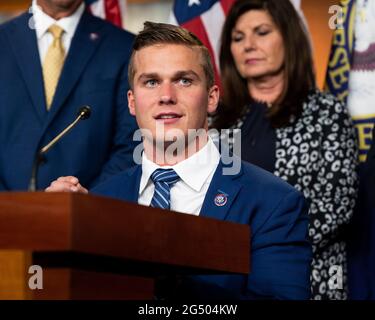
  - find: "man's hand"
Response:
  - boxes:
[45,176,88,194]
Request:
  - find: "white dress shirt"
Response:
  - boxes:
[32,0,85,64]
[138,138,221,216]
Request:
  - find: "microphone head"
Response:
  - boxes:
[78,106,91,120]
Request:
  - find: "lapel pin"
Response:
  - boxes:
[89,32,99,41]
[214,192,228,207]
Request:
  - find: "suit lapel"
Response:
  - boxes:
[44,12,106,127]
[6,13,47,123]
[200,160,243,221]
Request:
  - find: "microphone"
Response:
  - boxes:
[28,106,92,191]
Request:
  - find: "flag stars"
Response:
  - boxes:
[188,0,201,7]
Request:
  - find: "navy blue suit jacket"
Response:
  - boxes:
[92,159,312,299]
[0,11,138,190]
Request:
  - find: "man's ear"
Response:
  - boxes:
[207,85,220,114]
[127,90,136,116]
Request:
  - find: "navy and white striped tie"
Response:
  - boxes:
[150,169,180,210]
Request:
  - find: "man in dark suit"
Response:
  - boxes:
[46,22,312,299]
[0,0,138,191]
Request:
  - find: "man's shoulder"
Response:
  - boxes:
[86,13,134,42]
[213,157,306,224]
[237,159,299,198]
[0,12,28,33]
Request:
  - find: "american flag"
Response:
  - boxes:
[170,0,235,86]
[85,0,126,28]
[170,0,304,86]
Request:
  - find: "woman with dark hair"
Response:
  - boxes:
[211,0,358,300]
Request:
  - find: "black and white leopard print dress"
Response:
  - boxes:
[213,90,358,300]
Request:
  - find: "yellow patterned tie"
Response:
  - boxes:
[43,25,65,110]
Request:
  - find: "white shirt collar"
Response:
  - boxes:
[140,138,221,194]
[32,0,85,40]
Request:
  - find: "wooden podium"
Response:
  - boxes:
[0,193,250,300]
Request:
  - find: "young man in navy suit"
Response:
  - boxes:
[46,22,312,299]
[0,0,137,191]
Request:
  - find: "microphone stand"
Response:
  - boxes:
[28,106,91,191]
